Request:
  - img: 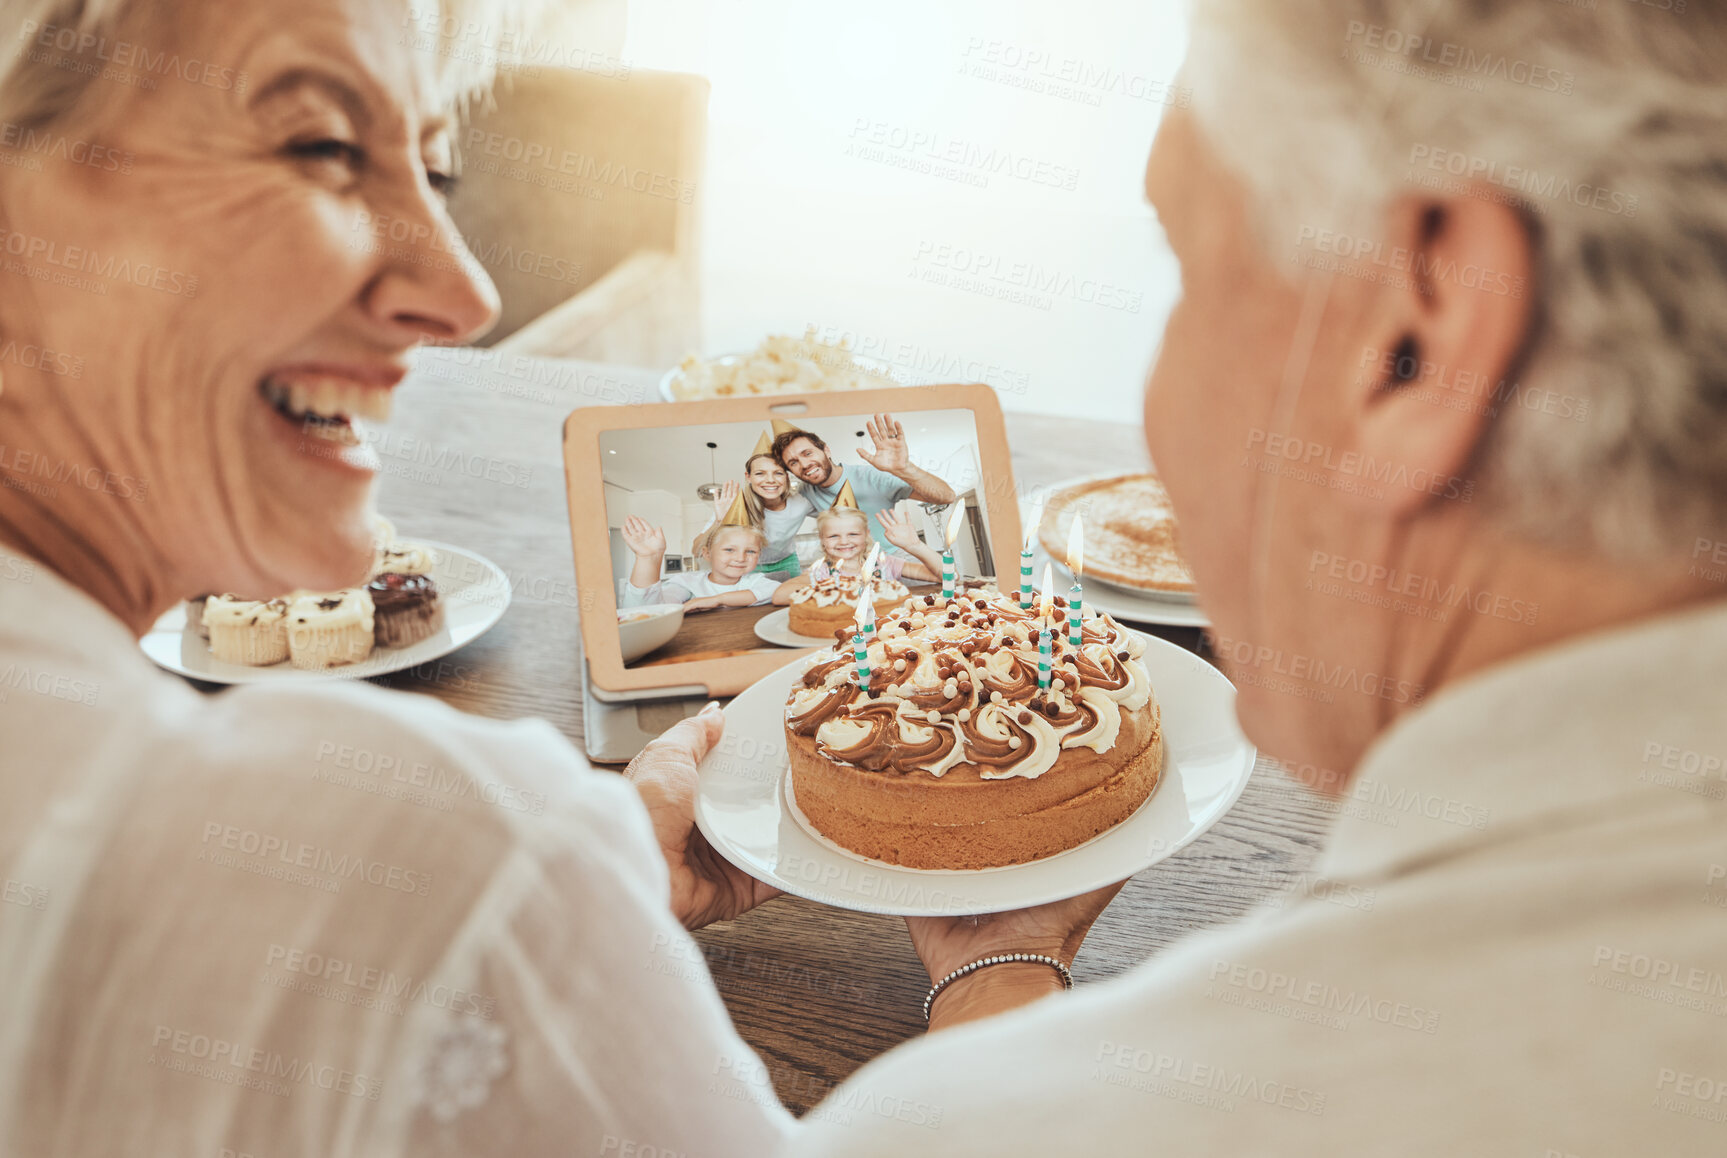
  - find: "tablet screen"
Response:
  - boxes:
[600,409,997,669]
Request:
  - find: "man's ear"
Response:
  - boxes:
[1350,187,1536,516]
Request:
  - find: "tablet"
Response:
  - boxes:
[564,385,1021,697]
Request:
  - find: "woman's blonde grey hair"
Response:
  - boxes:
[0,0,539,127]
[1184,0,1727,562]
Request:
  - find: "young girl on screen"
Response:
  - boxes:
[619,518,784,611]
[780,506,944,596]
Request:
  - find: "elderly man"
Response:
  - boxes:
[755,0,1727,1152]
[773,414,958,557]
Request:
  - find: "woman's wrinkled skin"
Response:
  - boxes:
[0,0,498,634]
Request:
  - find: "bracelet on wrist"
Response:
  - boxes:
[923,952,1073,1022]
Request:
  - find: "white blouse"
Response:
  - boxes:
[0,550,792,1157]
[11,540,1725,1156]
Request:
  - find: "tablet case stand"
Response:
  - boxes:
[580,657,710,763]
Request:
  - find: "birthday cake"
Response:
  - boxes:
[784,586,1162,869]
[788,569,913,641]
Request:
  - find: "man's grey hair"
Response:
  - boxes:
[1184,0,1727,563]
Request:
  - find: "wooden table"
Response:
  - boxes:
[631,602,785,666]
[372,348,1337,1114]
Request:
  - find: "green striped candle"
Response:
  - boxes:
[854,585,875,686]
[1020,497,1043,610]
[1066,515,1085,651]
[1037,562,1053,692]
[941,503,965,601]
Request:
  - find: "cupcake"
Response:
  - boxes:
[286,588,376,670]
[367,539,443,649]
[202,594,290,666]
[367,571,445,648]
[372,540,439,579]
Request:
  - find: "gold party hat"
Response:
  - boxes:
[771,418,806,437]
[720,489,753,526]
[832,479,860,510]
[751,429,774,457]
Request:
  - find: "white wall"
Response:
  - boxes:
[602,480,631,528]
[622,0,1189,424]
[622,489,684,543]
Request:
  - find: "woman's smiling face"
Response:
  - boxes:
[0,0,499,600]
[746,455,787,502]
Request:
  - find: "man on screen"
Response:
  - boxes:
[773,413,958,558]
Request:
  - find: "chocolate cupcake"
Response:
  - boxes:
[367,571,445,649]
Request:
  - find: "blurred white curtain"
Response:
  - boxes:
[623,0,1189,423]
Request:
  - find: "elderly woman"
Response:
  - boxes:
[0,1,799,1154]
[5,2,1726,1158]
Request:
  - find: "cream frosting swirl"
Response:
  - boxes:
[201,594,288,628]
[287,588,375,631]
[791,570,911,609]
[787,587,1151,780]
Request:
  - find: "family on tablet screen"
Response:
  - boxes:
[618,414,959,611]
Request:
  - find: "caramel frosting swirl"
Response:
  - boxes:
[786,587,1152,780]
[813,701,957,773]
[787,682,859,733]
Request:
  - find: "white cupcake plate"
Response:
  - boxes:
[752,607,838,649]
[140,542,512,685]
[1034,548,1210,630]
[693,628,1256,916]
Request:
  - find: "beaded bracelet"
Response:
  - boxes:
[923,952,1073,1022]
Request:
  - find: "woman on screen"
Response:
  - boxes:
[698,454,812,579]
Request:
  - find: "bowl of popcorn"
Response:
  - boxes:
[660,329,902,402]
[617,603,685,662]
